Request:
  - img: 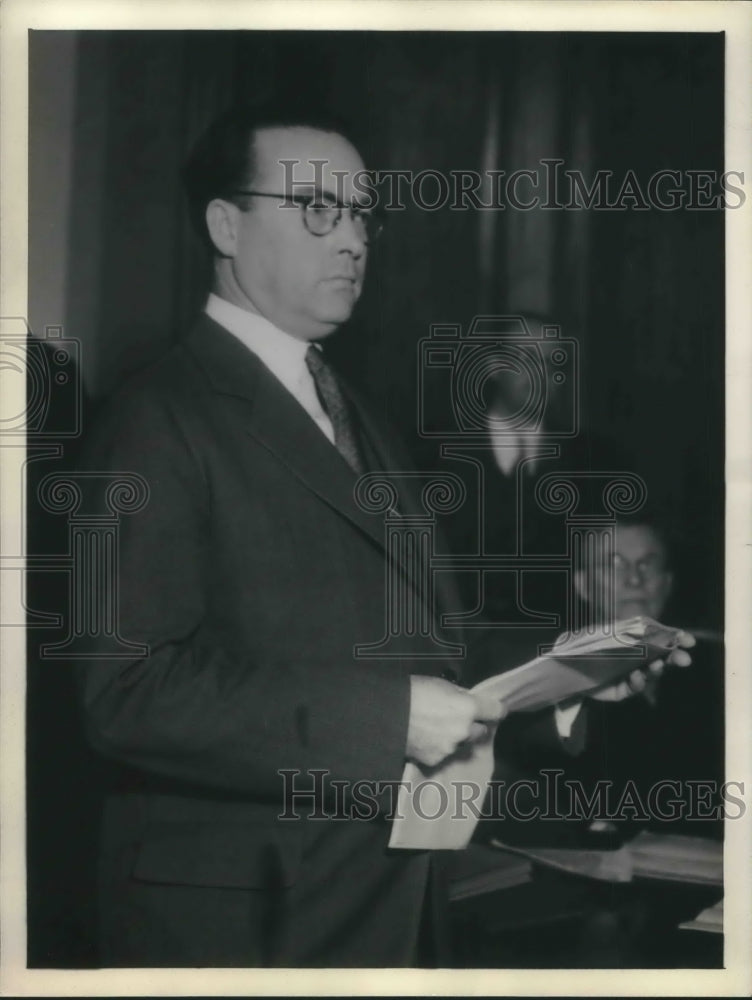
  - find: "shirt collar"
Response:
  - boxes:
[205,293,310,394]
[486,415,542,476]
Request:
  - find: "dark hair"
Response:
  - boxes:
[181,101,360,252]
[572,502,680,574]
[612,505,680,568]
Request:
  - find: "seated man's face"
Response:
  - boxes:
[576,523,674,621]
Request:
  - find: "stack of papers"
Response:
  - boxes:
[629,831,723,886]
[489,838,634,883]
[472,616,683,713]
[449,843,533,901]
[679,898,724,934]
[390,617,686,850]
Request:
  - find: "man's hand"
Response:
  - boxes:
[589,629,695,703]
[405,675,507,768]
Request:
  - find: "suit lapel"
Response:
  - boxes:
[341,382,420,518]
[185,317,464,634]
[343,380,466,628]
[185,317,386,553]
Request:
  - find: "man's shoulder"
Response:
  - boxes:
[80,317,252,458]
[89,342,200,438]
[120,337,202,400]
[99,315,257,414]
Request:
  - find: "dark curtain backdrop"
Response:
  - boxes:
[37,29,724,620]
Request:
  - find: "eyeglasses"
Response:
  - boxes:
[231,191,384,244]
[594,553,668,583]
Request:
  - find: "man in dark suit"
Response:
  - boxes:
[75,105,692,968]
[444,313,637,632]
[570,512,724,836]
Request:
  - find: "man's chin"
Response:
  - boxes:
[316,304,357,328]
[307,309,355,340]
[308,287,360,336]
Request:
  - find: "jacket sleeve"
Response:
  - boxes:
[75,387,411,800]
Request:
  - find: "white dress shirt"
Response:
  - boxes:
[487,416,542,477]
[205,293,335,445]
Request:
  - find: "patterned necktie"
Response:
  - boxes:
[305,345,366,476]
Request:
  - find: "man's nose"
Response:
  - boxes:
[332,208,367,257]
[624,566,644,587]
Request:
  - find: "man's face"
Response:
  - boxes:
[577,523,674,621]
[213,126,369,340]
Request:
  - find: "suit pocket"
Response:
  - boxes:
[131,822,303,889]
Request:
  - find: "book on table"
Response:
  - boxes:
[449,842,534,901]
[629,830,723,886]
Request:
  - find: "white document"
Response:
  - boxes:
[389,617,684,850]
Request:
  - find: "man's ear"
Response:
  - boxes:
[205,198,240,258]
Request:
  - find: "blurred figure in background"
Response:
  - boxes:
[473,506,721,848]
[446,313,636,631]
[571,511,724,836]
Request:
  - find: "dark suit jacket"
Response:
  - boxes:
[77,315,483,967]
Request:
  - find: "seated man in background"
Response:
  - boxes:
[574,512,674,627]
[570,511,724,836]
[473,509,722,847]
